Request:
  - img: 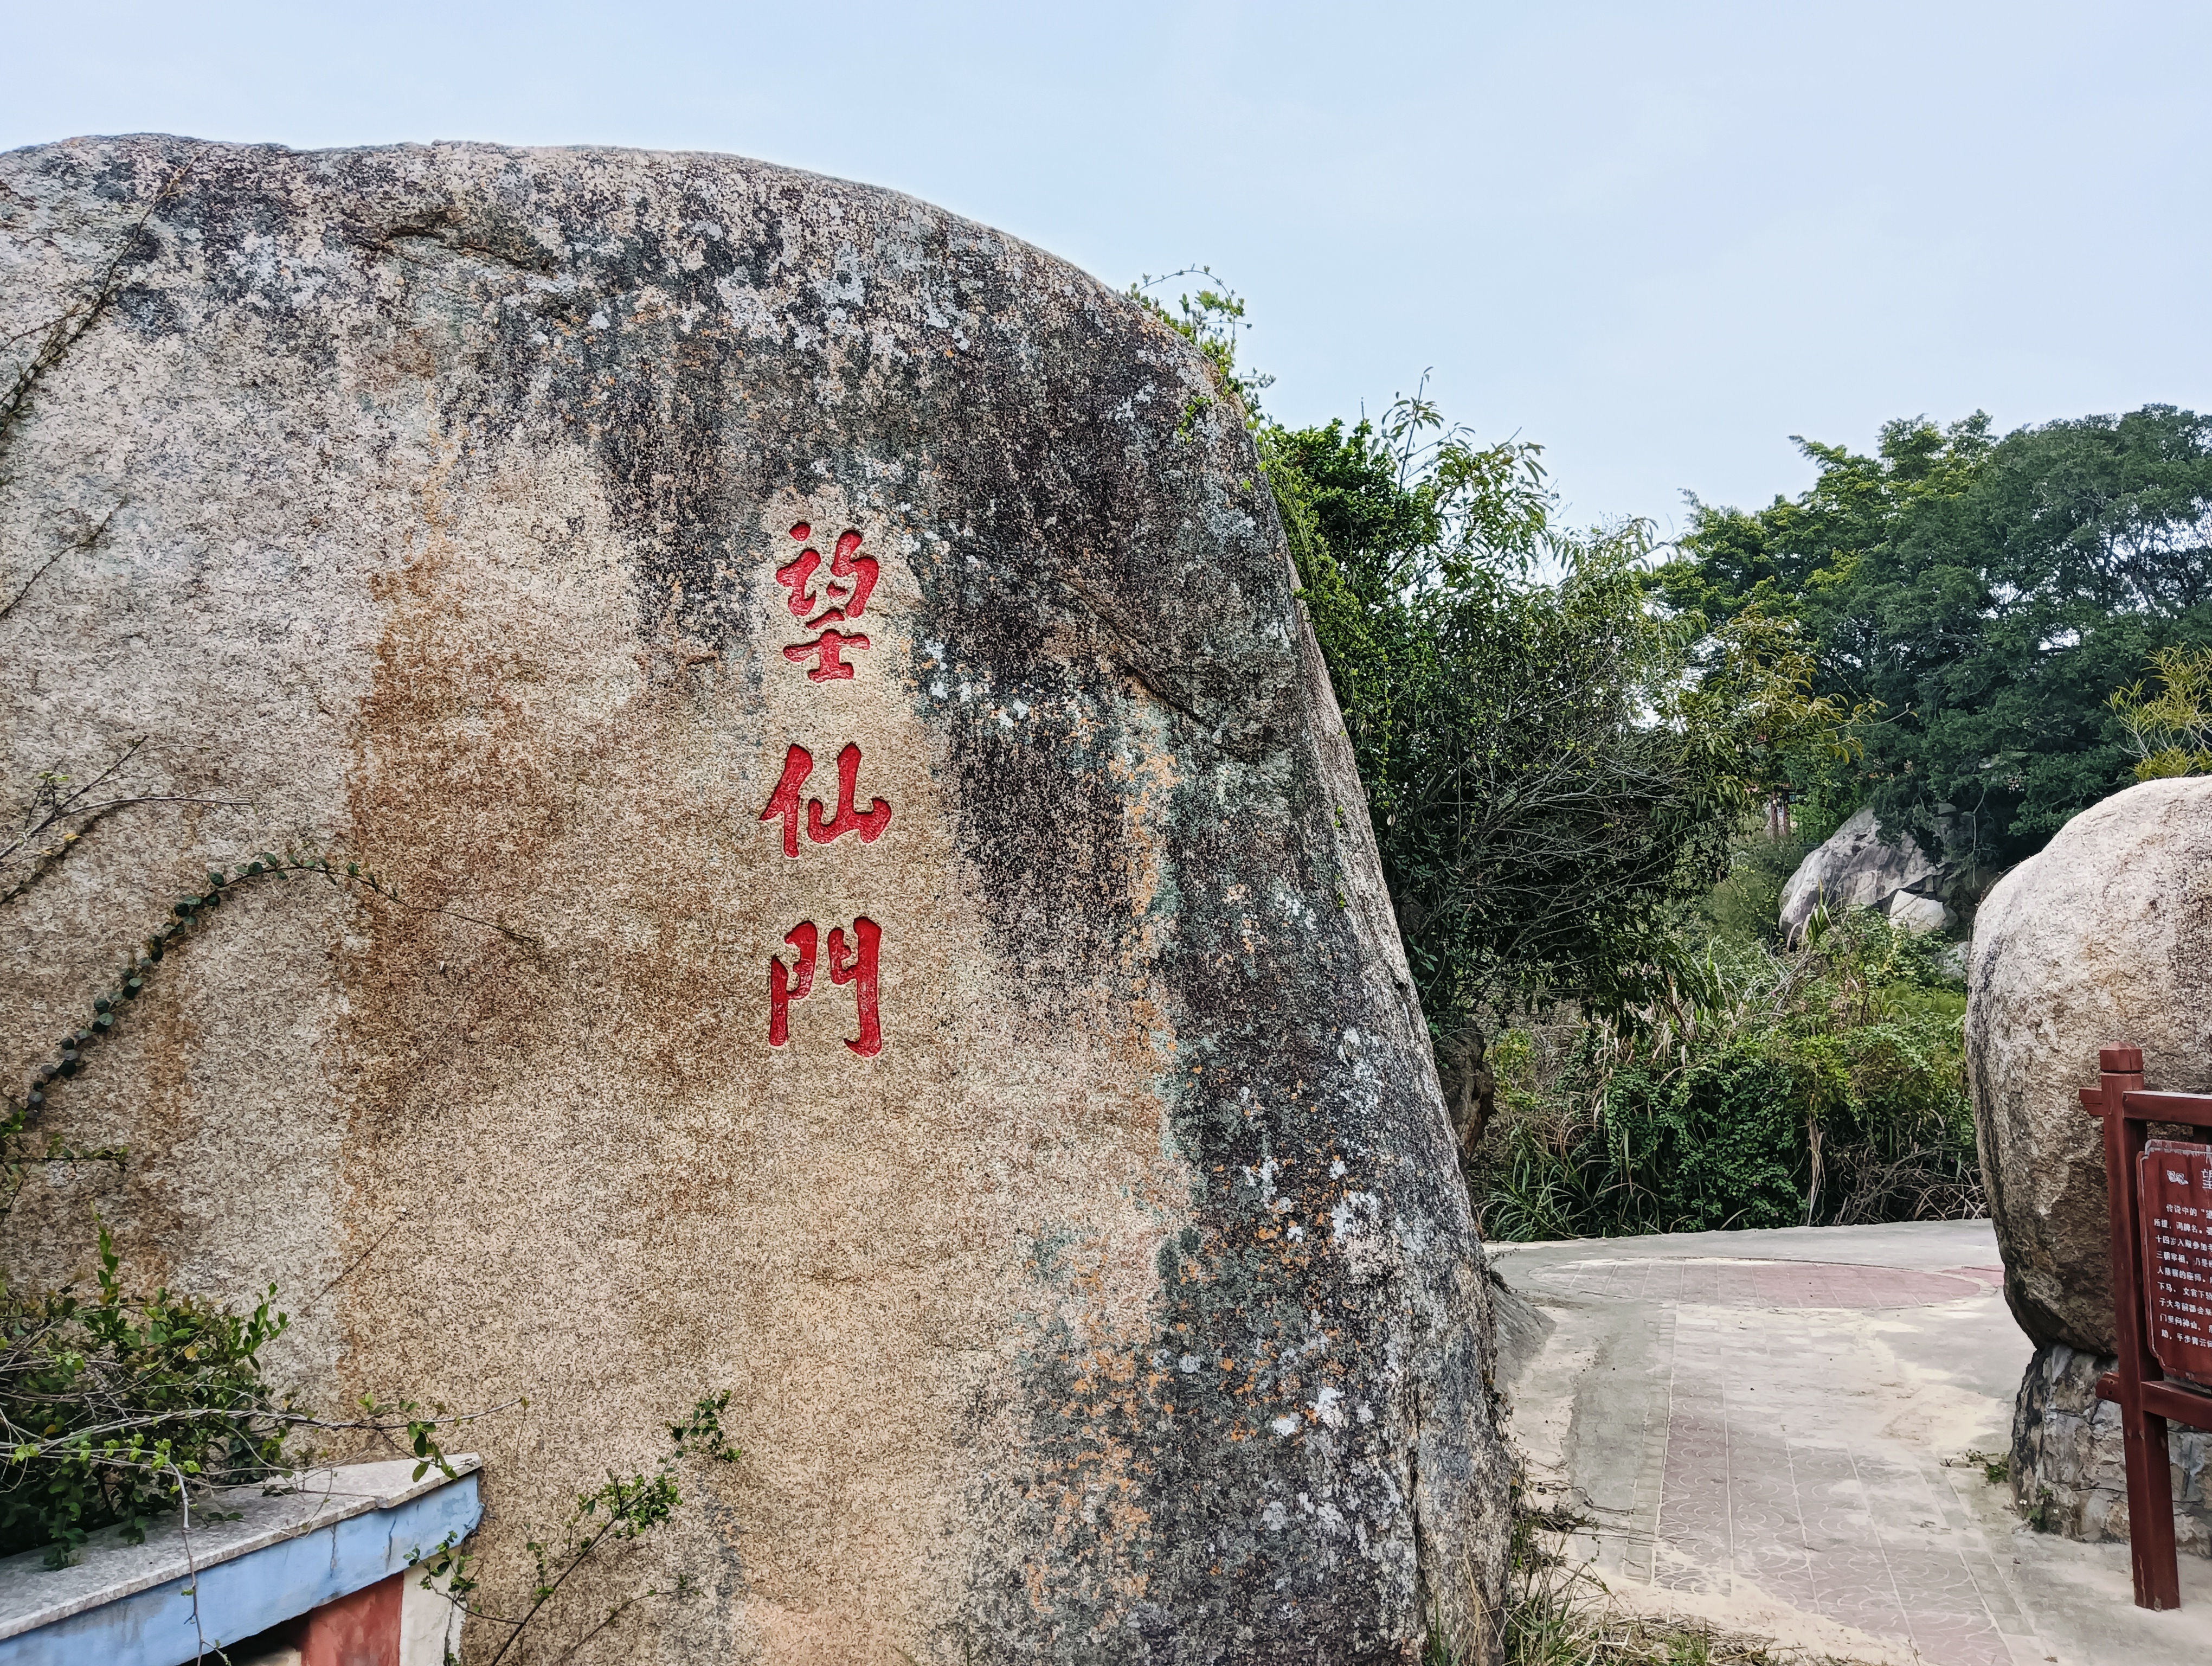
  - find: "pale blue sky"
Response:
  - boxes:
[7,1,2207,532]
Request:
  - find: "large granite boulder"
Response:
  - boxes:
[1967,776,2212,1354]
[0,137,1509,1662]
[1778,805,1949,941]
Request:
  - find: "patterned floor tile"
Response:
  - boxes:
[1601,1282,2036,1662]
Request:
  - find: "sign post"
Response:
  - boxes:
[2079,1045,2212,1610]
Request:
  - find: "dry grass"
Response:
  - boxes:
[1440,1505,1882,1666]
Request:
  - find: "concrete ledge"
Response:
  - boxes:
[0,1457,481,1666]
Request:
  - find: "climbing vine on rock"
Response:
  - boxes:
[0,815,517,1565]
[0,793,740,1652]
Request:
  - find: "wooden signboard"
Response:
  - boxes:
[2141,1139,2212,1389]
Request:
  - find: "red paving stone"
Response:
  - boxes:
[1538,1257,1982,1309]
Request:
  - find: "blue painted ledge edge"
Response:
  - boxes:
[0,1459,483,1666]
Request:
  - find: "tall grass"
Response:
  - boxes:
[1471,908,1979,1242]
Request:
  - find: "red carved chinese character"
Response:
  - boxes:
[761,746,812,856]
[759,744,893,855]
[776,523,877,680]
[774,540,821,620]
[766,917,882,1056]
[828,917,883,1057]
[767,922,816,1047]
[811,744,891,844]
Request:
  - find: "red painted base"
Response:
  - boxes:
[300,1569,403,1666]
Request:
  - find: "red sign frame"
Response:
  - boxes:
[2080,1047,2212,1612]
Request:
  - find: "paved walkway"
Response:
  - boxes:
[1492,1220,2212,1665]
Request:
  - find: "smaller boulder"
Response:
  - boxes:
[1973,778,2212,1555]
[1778,806,1949,942]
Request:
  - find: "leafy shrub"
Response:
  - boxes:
[1474,907,1978,1240]
[2110,644,2212,780]
[0,1225,292,1565]
[1697,834,1815,948]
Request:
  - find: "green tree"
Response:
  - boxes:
[1264,401,1827,1155]
[1658,405,2212,875]
[2109,644,2212,779]
[1135,274,1849,1158]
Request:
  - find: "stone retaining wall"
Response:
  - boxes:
[2010,1341,2212,1555]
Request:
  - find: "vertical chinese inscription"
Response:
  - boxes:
[762,521,888,1058]
[2140,1138,2212,1388]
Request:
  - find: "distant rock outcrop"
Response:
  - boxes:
[1778,806,1949,941]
